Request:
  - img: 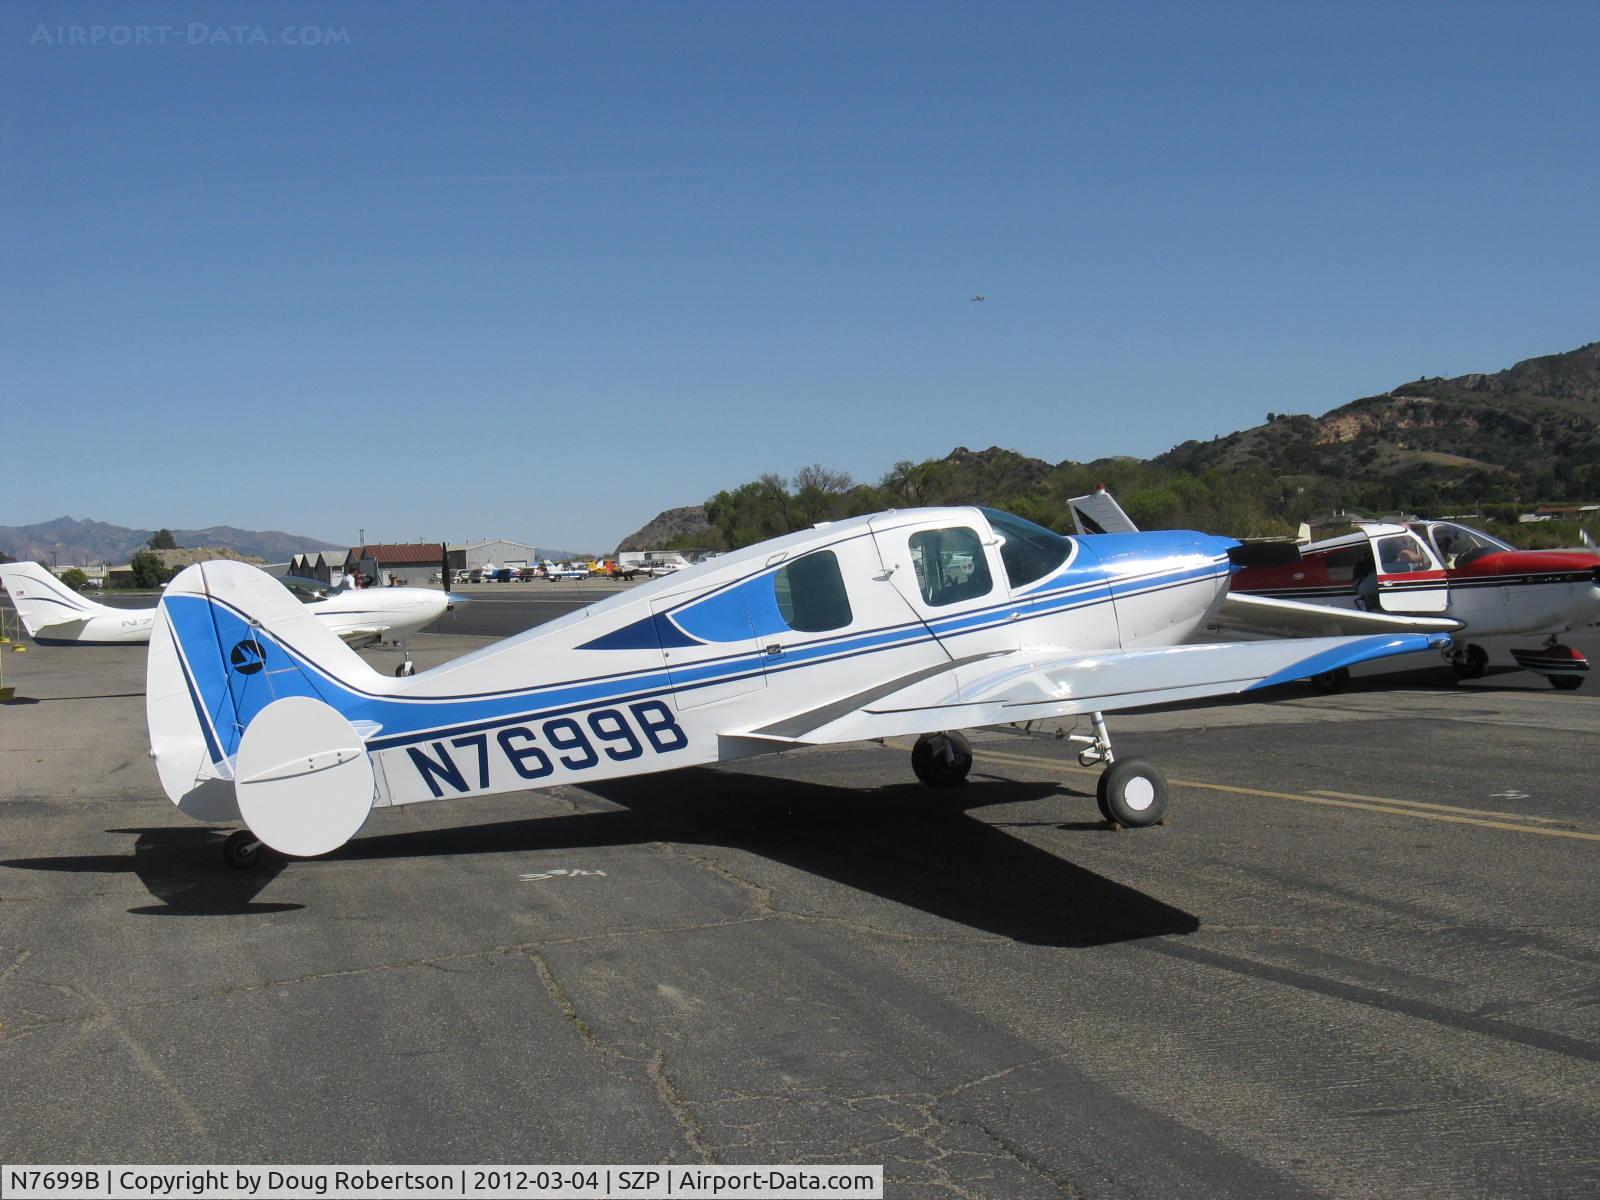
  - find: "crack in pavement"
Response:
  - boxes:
[522,946,713,1164]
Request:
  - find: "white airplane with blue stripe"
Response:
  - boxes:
[145,507,1457,867]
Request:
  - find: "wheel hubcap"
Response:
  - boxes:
[1122,777,1156,811]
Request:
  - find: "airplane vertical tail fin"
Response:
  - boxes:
[1067,488,1140,535]
[147,560,390,828]
[0,562,112,636]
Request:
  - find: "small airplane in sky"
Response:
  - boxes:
[1066,490,1598,689]
[0,561,457,675]
[144,507,1450,867]
[970,294,987,302]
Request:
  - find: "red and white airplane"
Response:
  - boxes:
[1066,490,1599,689]
[1228,520,1598,688]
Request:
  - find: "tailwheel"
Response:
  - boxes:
[1452,644,1489,679]
[1096,759,1169,828]
[1308,666,1350,694]
[911,731,973,787]
[223,829,263,870]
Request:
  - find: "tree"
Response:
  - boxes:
[0,549,13,564]
[58,567,89,592]
[128,550,167,589]
[147,529,177,550]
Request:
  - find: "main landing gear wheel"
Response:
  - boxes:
[1096,759,1169,828]
[1452,644,1489,679]
[223,829,263,870]
[912,731,973,787]
[1308,666,1350,694]
[1550,675,1584,691]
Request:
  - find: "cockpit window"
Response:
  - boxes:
[979,508,1073,588]
[1376,534,1433,574]
[1418,522,1510,568]
[908,527,993,607]
[280,576,332,604]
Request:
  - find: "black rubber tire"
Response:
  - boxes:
[223,829,262,870]
[1097,759,1169,828]
[1550,675,1584,691]
[1308,666,1350,694]
[1095,770,1115,823]
[395,661,416,677]
[1452,645,1489,679]
[911,731,973,787]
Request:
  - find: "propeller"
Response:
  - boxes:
[1226,541,1301,568]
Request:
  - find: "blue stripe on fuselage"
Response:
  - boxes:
[167,552,1231,762]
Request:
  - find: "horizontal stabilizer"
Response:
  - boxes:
[1066,489,1139,535]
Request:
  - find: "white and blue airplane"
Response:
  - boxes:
[144,507,1457,867]
[1,561,456,673]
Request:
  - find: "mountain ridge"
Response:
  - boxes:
[0,517,344,567]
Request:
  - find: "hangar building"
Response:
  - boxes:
[345,543,446,587]
[447,540,540,572]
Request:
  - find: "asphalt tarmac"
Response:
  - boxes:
[0,603,1596,1197]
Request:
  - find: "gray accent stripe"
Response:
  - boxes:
[753,650,1010,739]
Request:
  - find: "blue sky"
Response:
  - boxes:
[3,2,1596,551]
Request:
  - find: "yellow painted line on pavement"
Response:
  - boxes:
[1309,789,1565,825]
[942,745,1600,844]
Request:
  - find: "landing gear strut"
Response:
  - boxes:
[223,829,262,869]
[394,639,416,677]
[1065,711,1168,827]
[911,731,973,787]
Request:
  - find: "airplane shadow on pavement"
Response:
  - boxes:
[2,827,301,916]
[344,770,1199,948]
[1,774,1198,945]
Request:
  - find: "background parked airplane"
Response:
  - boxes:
[0,561,457,674]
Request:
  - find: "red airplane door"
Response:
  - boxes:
[1372,532,1449,613]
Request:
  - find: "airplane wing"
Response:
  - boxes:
[728,632,1449,749]
[1208,592,1462,637]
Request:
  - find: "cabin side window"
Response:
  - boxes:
[908,527,994,607]
[773,550,853,632]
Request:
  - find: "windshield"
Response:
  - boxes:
[979,508,1073,588]
[1417,522,1511,568]
[280,576,332,604]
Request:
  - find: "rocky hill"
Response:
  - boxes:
[1159,341,1600,502]
[616,505,718,552]
[658,340,1599,550]
[0,516,342,567]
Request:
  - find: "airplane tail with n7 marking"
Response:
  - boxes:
[147,560,393,852]
[0,561,124,638]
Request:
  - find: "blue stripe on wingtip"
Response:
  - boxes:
[1248,632,1450,691]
